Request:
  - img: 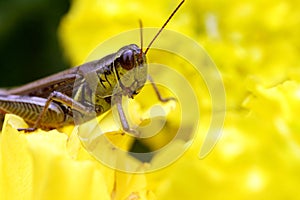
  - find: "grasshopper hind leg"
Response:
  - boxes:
[0,113,5,131]
[18,91,95,132]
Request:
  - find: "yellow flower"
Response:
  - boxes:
[0,114,104,199]
[2,0,300,199]
[148,80,300,199]
[0,114,156,200]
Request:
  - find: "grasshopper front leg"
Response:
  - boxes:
[148,75,176,103]
[111,76,176,137]
[113,94,139,136]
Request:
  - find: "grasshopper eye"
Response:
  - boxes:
[120,50,135,70]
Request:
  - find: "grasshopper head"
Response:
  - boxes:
[114,44,147,98]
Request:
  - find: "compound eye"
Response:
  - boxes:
[120,50,135,70]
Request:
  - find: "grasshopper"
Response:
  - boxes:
[0,0,184,134]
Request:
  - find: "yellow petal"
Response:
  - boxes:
[1,114,32,200]
[0,114,111,200]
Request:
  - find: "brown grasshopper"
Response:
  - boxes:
[0,1,184,134]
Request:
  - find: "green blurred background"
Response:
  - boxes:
[0,0,70,87]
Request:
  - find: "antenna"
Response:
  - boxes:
[139,19,143,58]
[144,0,185,55]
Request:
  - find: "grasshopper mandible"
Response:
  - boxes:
[0,0,184,134]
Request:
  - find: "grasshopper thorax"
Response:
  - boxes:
[113,44,147,98]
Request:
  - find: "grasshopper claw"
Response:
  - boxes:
[17,127,37,133]
[126,128,141,138]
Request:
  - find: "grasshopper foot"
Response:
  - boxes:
[125,128,141,138]
[17,127,37,133]
[158,96,176,103]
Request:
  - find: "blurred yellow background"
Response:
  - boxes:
[59,0,300,198]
